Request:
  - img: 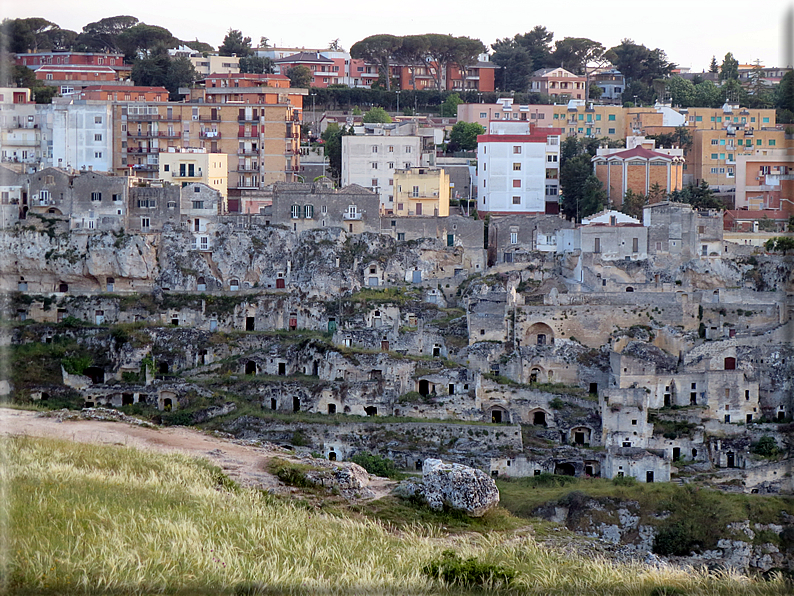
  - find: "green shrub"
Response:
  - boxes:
[290,430,309,447]
[349,451,400,479]
[61,354,92,375]
[652,486,731,556]
[422,550,515,588]
[160,411,193,427]
[751,436,781,458]
[267,458,316,488]
[650,587,687,596]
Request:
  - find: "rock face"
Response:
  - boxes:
[411,459,500,517]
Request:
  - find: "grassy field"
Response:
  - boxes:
[3,435,791,595]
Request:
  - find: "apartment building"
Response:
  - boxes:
[111,92,303,208]
[529,67,586,100]
[51,100,114,172]
[476,121,562,215]
[15,51,131,79]
[341,129,424,212]
[158,150,228,200]
[0,101,49,167]
[189,55,240,77]
[682,104,777,131]
[690,127,784,188]
[392,167,450,217]
[734,148,794,212]
[457,98,553,129]
[552,101,627,141]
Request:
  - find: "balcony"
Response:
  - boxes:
[131,164,158,172]
[126,114,159,121]
[129,131,156,138]
[173,171,202,178]
[237,165,259,172]
[127,147,159,153]
[238,148,259,155]
[200,131,221,139]
[343,212,362,221]
[158,131,180,138]
[199,115,222,122]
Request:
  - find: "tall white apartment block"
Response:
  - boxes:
[52,100,114,172]
[341,133,423,212]
[477,121,563,215]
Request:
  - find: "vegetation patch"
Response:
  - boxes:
[423,549,516,588]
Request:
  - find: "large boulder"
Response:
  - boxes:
[398,459,499,517]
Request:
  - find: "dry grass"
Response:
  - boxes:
[2,435,789,595]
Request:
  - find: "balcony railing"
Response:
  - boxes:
[343,212,362,220]
[200,131,221,139]
[237,165,259,172]
[158,131,180,138]
[173,171,202,178]
[199,115,222,121]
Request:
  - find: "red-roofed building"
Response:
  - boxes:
[592,138,685,205]
[274,52,349,88]
[16,51,130,76]
[195,73,295,104]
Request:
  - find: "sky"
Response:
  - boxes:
[3,0,790,72]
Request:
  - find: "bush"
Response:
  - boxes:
[652,486,731,556]
[349,451,400,479]
[267,458,316,488]
[422,550,515,588]
[751,435,781,458]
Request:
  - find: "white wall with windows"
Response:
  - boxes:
[51,102,113,172]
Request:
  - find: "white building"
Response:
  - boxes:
[476,121,562,215]
[51,100,114,172]
[341,129,424,212]
[0,101,51,168]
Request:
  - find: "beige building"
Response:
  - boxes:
[393,167,450,217]
[159,150,228,200]
[189,55,240,77]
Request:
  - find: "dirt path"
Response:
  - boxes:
[0,408,395,499]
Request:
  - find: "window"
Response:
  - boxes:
[695,116,703,122]
[371,146,378,153]
[404,146,412,153]
[141,217,150,228]
[547,154,558,162]
[545,185,558,196]
[321,205,327,214]
[632,238,638,252]
[510,232,518,244]
[397,203,404,211]
[94,116,103,124]
[397,232,405,241]
[371,178,378,187]
[388,146,394,152]
[513,146,522,154]
[594,238,601,253]
[371,162,378,169]
[387,162,394,169]
[608,114,616,121]
[769,140,776,146]
[94,134,102,141]
[711,153,719,159]
[91,192,102,202]
[547,136,558,145]
[290,204,300,219]
[192,201,204,209]
[411,185,419,197]
[94,152,102,159]
[304,204,314,219]
[762,117,769,123]
[711,139,719,145]
[512,179,521,188]
[512,196,520,204]
[513,163,521,170]
[608,128,615,134]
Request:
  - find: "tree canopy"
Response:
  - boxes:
[239,56,274,74]
[75,15,138,52]
[361,106,392,123]
[604,39,673,104]
[669,181,724,210]
[351,34,485,91]
[321,123,355,182]
[447,121,484,152]
[117,23,178,60]
[286,65,312,88]
[131,55,197,100]
[219,29,253,57]
[719,52,739,81]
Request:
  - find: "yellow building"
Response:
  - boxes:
[550,102,626,141]
[683,105,776,130]
[189,55,240,77]
[690,127,785,187]
[393,167,450,217]
[158,150,228,199]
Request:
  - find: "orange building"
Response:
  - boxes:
[77,86,170,102]
[593,144,685,205]
[529,67,586,100]
[735,148,794,213]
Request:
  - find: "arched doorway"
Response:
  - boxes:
[490,407,507,424]
[84,366,105,384]
[532,410,548,427]
[163,398,173,412]
[724,357,736,370]
[525,322,554,346]
[418,379,430,396]
[245,361,256,375]
[365,406,377,416]
[554,462,576,476]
